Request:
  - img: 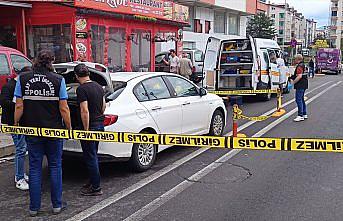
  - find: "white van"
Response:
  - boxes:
[203,36,290,100]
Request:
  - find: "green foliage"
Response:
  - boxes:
[246,13,277,39]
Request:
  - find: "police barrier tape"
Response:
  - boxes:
[2,125,343,153]
[210,89,279,96]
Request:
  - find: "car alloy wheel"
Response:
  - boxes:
[130,136,157,172]
[137,143,155,166]
[213,115,223,136]
[209,110,224,136]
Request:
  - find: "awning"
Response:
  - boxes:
[0,0,32,8]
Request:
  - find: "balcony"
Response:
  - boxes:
[331,25,338,30]
[332,0,338,2]
[332,16,338,20]
[331,6,338,11]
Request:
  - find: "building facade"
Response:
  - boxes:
[268,3,316,50]
[0,0,189,72]
[173,0,256,52]
[330,0,342,49]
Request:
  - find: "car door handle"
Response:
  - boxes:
[182,101,191,106]
[151,106,162,111]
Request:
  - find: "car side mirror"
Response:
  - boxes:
[199,88,207,97]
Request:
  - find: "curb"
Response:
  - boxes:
[0,145,15,158]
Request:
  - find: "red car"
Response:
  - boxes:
[0,46,32,90]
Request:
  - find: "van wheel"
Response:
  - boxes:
[209,110,224,136]
[129,139,157,172]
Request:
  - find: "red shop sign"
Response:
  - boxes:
[74,0,189,23]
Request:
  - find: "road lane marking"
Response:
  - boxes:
[123,81,341,221]
[66,81,332,221]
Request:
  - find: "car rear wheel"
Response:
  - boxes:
[209,110,224,136]
[129,141,157,172]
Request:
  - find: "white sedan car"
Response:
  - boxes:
[57,65,226,171]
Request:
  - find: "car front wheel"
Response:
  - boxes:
[209,110,224,136]
[129,142,157,172]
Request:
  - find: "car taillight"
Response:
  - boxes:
[192,66,196,73]
[104,115,118,126]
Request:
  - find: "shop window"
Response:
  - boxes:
[108,27,126,72]
[0,54,10,75]
[194,19,202,33]
[214,12,225,34]
[91,25,106,64]
[131,30,151,72]
[0,25,17,49]
[26,24,72,63]
[228,15,239,35]
[205,21,211,34]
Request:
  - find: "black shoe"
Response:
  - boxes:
[80,183,92,192]
[52,202,67,215]
[81,186,103,196]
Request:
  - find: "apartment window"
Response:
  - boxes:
[271,14,275,18]
[214,12,225,34]
[332,11,338,16]
[194,19,202,33]
[279,13,285,19]
[272,7,275,10]
[279,30,284,35]
[228,15,239,35]
[279,21,284,27]
[205,21,211,34]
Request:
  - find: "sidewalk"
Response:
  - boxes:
[0,133,14,158]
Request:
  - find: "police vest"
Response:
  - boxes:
[20,70,64,129]
[294,62,308,90]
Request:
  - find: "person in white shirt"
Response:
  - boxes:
[163,49,179,74]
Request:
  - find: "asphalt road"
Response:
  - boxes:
[0,74,343,221]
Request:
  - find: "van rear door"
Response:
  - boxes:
[249,36,258,89]
[203,37,221,90]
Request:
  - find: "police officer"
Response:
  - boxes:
[13,50,71,216]
[290,54,309,122]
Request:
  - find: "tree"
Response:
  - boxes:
[246,13,277,39]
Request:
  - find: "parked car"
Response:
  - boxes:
[155,49,204,83]
[0,46,32,90]
[58,65,226,172]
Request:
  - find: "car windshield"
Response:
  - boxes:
[107,81,126,101]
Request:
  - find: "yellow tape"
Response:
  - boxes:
[210,89,279,95]
[233,105,271,122]
[2,125,343,153]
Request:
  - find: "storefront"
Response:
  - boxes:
[0,0,189,71]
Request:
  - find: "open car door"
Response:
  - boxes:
[203,37,221,90]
